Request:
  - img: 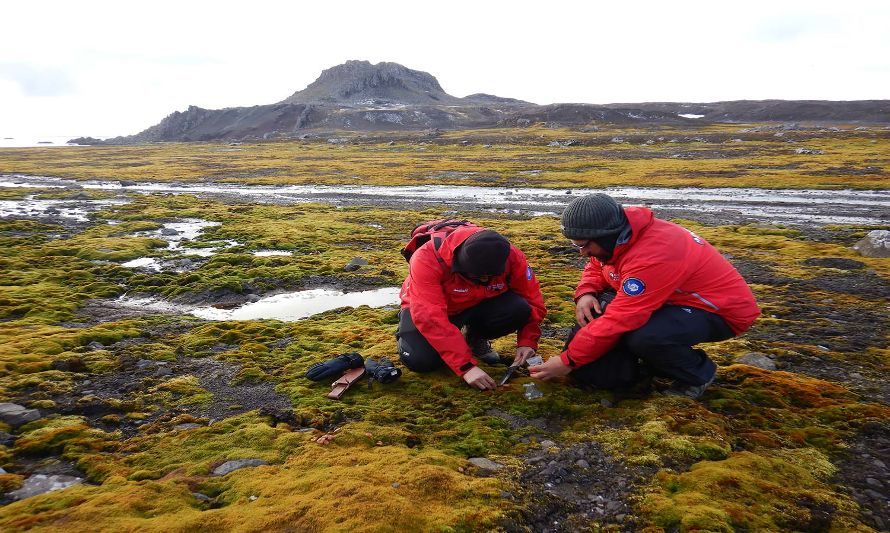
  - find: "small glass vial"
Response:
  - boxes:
[523,382,543,400]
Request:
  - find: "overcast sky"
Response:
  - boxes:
[2,0,888,139]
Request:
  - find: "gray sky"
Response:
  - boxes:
[2,0,888,139]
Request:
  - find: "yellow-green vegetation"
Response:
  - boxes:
[0,125,887,189]
[0,129,887,531]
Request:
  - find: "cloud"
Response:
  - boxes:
[0,63,76,97]
[751,13,839,43]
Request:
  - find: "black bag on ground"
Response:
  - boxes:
[365,357,402,385]
[305,352,365,382]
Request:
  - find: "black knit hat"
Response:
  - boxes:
[452,230,510,276]
[561,194,627,240]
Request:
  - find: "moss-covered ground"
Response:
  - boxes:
[1,124,888,190]
[0,125,887,531]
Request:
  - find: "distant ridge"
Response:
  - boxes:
[76,61,890,144]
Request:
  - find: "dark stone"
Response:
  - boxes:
[802,257,866,270]
[212,459,267,476]
[343,257,369,272]
[0,403,42,426]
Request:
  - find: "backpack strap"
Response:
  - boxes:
[431,232,447,266]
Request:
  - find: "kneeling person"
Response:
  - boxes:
[530,194,761,399]
[397,227,546,390]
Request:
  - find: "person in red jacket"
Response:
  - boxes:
[397,227,546,390]
[530,193,760,398]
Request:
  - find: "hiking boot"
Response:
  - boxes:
[468,337,500,364]
[664,373,716,400]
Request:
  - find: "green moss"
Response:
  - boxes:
[643,451,861,531]
[0,129,887,529]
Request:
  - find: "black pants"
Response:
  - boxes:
[396,291,531,372]
[569,305,734,390]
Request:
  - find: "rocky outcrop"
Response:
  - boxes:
[282,60,462,106]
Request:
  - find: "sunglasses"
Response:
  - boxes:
[569,240,591,249]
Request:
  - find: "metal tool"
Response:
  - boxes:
[498,364,521,386]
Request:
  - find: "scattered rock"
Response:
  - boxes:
[51,357,87,373]
[391,482,400,489]
[0,431,15,446]
[160,228,179,236]
[192,492,212,501]
[174,423,202,431]
[7,474,82,501]
[853,230,890,258]
[0,403,42,426]
[803,257,866,270]
[736,352,777,371]
[118,180,137,187]
[540,440,557,449]
[343,257,369,272]
[467,457,504,474]
[87,341,105,351]
[212,459,268,476]
[794,148,824,155]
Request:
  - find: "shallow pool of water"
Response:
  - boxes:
[117,287,401,322]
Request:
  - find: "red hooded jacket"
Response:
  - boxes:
[562,207,760,367]
[400,226,546,375]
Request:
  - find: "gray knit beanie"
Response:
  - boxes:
[560,194,627,240]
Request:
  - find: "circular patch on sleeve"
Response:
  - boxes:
[622,277,646,296]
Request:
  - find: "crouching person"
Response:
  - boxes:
[530,194,760,398]
[397,224,546,390]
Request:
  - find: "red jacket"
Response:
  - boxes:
[400,226,546,375]
[563,207,760,367]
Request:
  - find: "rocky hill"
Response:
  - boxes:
[75,61,890,144]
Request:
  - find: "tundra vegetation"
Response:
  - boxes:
[0,124,887,531]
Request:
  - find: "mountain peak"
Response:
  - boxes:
[281,60,460,106]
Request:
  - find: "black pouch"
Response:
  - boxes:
[365,357,402,386]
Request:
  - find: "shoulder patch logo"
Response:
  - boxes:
[526,266,534,280]
[622,277,646,296]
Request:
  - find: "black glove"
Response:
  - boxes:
[305,352,365,382]
[365,357,402,386]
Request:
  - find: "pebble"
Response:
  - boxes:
[249,495,258,501]
[540,440,556,448]
[0,403,42,426]
[212,459,268,476]
[600,398,614,408]
[467,457,504,473]
[500,491,514,499]
[575,459,590,469]
[850,372,863,379]
[866,477,883,488]
[873,459,886,469]
[864,489,885,500]
[391,482,400,489]
[8,474,82,500]
[192,492,211,501]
